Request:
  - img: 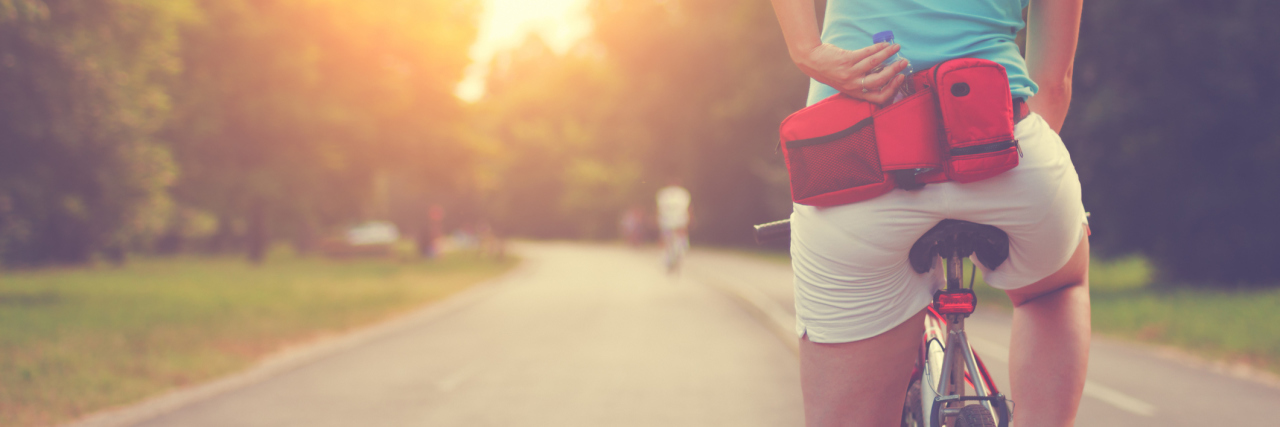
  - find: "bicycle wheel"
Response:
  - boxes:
[955,404,997,427]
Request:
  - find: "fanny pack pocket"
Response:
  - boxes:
[780,97,895,207]
[933,58,1020,183]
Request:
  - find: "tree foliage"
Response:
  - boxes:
[477,37,631,238]
[1,0,479,265]
[1066,0,1280,284]
[164,0,479,260]
[0,0,195,265]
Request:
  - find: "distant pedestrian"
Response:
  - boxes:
[419,204,445,258]
[619,207,645,246]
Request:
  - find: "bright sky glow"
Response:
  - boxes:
[455,0,593,103]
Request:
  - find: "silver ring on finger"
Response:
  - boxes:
[861,76,869,94]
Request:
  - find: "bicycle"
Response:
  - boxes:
[754,218,1012,427]
[662,228,689,274]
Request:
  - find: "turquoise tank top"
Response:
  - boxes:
[806,0,1035,106]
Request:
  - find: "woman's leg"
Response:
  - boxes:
[799,308,924,427]
[1004,233,1091,427]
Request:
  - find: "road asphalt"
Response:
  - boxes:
[72,242,1279,426]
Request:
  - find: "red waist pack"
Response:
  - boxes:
[779,58,1020,207]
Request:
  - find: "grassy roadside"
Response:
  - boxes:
[0,251,515,427]
[730,247,1280,375]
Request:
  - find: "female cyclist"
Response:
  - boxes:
[767,0,1088,426]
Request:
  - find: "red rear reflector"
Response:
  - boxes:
[936,292,976,314]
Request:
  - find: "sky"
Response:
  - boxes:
[454,0,594,103]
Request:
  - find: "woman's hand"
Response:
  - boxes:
[768,0,909,105]
[794,42,911,105]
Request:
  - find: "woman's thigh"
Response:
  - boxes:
[799,308,924,427]
[1006,232,1089,304]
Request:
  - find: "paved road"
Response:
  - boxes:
[99,242,1278,426]
[126,243,803,427]
[686,249,1280,427]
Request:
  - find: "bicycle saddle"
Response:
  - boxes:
[908,219,1010,274]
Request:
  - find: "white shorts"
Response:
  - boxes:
[790,113,1087,343]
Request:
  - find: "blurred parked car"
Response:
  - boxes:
[318,221,400,258]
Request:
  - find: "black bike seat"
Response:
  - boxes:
[908,219,1010,274]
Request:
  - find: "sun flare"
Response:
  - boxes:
[456,0,593,102]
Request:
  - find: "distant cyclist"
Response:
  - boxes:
[656,181,691,273]
[769,0,1088,426]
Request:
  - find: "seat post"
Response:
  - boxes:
[946,252,965,291]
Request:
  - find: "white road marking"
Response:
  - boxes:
[1082,380,1158,417]
[967,336,1157,417]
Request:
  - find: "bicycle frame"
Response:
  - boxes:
[916,255,1011,427]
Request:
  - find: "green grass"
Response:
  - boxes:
[0,251,515,427]
[1086,260,1280,371]
[732,247,1280,375]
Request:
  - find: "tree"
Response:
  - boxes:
[165,0,480,261]
[1065,0,1280,284]
[0,0,195,265]
[478,36,636,238]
